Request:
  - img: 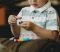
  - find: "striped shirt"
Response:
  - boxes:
[17,1,59,40]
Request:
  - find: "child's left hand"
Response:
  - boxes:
[20,21,35,30]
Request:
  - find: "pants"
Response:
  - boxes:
[0,38,60,52]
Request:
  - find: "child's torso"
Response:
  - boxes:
[17,7,47,40]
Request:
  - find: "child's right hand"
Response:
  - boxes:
[8,15,17,24]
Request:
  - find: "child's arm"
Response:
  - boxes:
[10,23,20,39]
[32,24,59,39]
[20,21,59,39]
[8,15,20,39]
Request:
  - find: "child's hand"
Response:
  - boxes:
[8,15,17,24]
[20,21,35,30]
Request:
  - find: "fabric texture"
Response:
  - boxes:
[16,1,59,40]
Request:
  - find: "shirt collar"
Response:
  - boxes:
[30,1,51,13]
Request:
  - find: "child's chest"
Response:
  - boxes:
[17,10,47,27]
[21,14,47,27]
[22,11,47,22]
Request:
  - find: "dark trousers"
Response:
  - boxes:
[0,38,60,52]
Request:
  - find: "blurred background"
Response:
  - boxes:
[0,0,60,38]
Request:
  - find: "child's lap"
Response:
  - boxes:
[0,38,60,52]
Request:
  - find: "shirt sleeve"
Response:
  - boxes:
[46,9,59,31]
[17,8,23,18]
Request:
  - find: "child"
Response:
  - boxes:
[8,0,59,41]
